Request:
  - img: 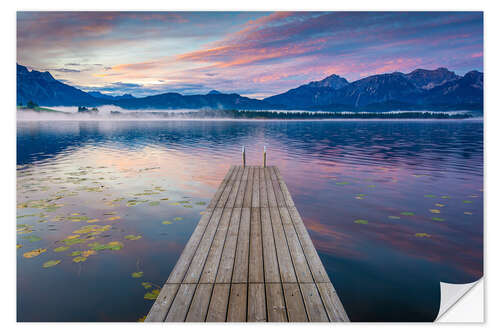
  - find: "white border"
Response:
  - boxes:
[2,1,497,332]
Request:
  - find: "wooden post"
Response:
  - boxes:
[242,146,246,167]
[263,146,267,168]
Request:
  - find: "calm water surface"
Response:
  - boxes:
[17,120,483,322]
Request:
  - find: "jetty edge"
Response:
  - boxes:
[146,165,349,322]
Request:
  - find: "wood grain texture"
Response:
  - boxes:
[149,166,349,322]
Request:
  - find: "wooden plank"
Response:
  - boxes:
[273,167,295,207]
[199,208,232,283]
[183,208,224,283]
[261,207,281,283]
[243,167,254,208]
[208,166,235,208]
[252,166,260,208]
[265,283,287,322]
[269,207,297,283]
[248,283,267,322]
[225,167,244,208]
[265,168,278,207]
[216,208,242,283]
[167,209,215,283]
[279,207,314,283]
[282,283,308,322]
[165,284,197,322]
[317,283,349,322]
[185,284,214,322]
[259,167,268,207]
[288,205,330,283]
[249,208,264,283]
[206,283,231,322]
[232,207,250,283]
[216,169,238,208]
[148,166,349,322]
[299,283,329,322]
[272,179,286,207]
[145,283,180,322]
[227,283,247,322]
[234,167,249,208]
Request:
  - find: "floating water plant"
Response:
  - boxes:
[131,271,143,278]
[354,219,368,224]
[401,212,414,216]
[72,256,87,263]
[42,260,61,268]
[432,217,445,222]
[415,233,431,238]
[141,282,152,289]
[54,246,69,252]
[23,248,46,258]
[429,209,440,214]
[388,216,400,220]
[144,289,160,300]
[124,235,142,240]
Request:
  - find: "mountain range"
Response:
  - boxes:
[16,64,483,111]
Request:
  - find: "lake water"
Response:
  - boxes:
[17,119,483,322]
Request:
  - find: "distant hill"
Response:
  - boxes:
[264,67,482,110]
[17,64,102,106]
[87,91,135,100]
[17,63,482,111]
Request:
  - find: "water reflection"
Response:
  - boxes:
[17,120,483,322]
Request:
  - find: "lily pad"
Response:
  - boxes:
[148,201,160,206]
[388,216,401,220]
[107,241,124,251]
[87,219,100,223]
[173,217,183,221]
[70,251,82,257]
[141,282,152,289]
[124,235,142,240]
[54,246,70,252]
[132,271,144,278]
[354,219,368,224]
[195,202,206,205]
[23,235,41,242]
[144,289,160,300]
[17,244,22,249]
[415,233,431,238]
[72,256,87,263]
[23,248,46,258]
[429,209,440,214]
[432,217,445,222]
[336,182,349,185]
[424,195,436,198]
[464,212,473,215]
[463,200,473,204]
[401,212,414,216]
[162,221,172,225]
[106,216,121,221]
[435,203,445,207]
[42,260,61,268]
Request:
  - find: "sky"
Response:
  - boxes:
[17,11,483,99]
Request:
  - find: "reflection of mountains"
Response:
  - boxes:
[17,121,483,177]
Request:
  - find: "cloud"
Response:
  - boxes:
[17,12,483,98]
[48,68,81,73]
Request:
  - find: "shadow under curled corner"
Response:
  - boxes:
[435,278,483,322]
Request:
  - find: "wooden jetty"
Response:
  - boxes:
[146,166,349,322]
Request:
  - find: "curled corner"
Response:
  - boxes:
[435,278,483,322]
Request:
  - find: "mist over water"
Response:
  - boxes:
[17,119,483,321]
